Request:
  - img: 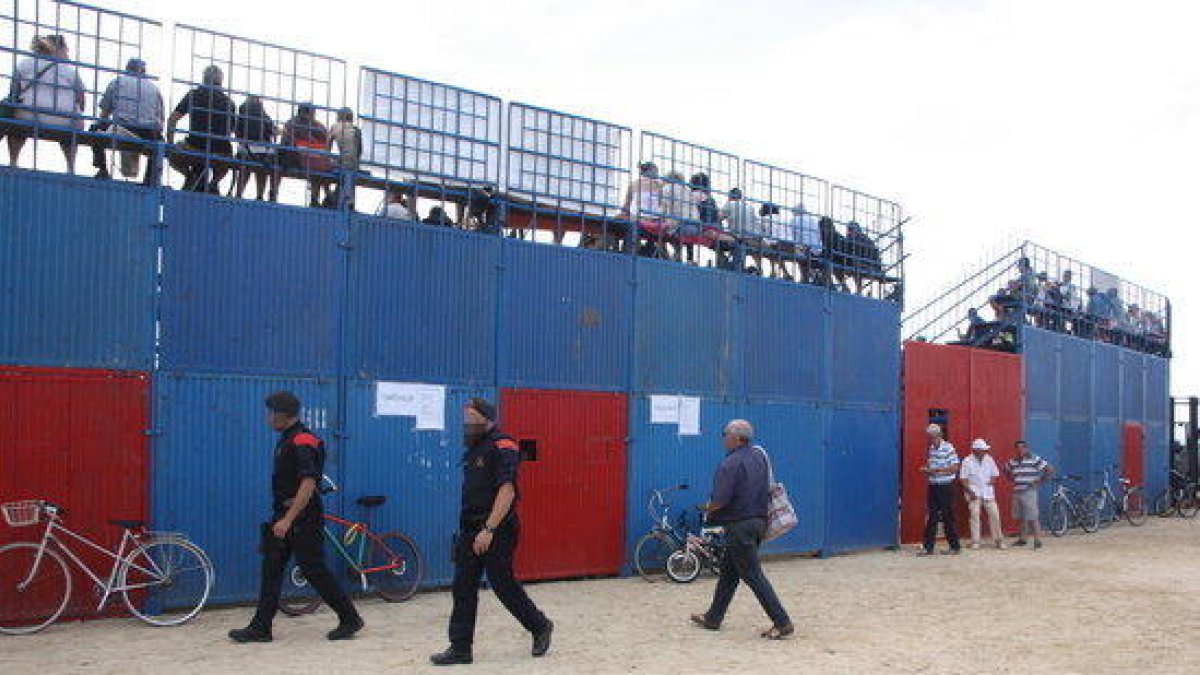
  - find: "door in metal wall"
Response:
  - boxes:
[500,389,628,580]
[1122,423,1145,488]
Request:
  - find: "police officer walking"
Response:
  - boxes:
[228,391,364,643]
[430,398,553,666]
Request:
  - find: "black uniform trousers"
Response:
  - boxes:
[449,522,548,650]
[250,513,359,630]
[704,517,791,629]
[923,482,962,552]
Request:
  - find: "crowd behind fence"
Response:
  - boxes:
[0,0,904,301]
[904,241,1171,357]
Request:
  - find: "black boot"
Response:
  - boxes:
[430,647,473,666]
[327,615,364,640]
[228,625,272,643]
[532,619,554,657]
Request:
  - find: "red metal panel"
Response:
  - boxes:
[0,366,150,621]
[1123,423,1145,487]
[499,389,628,581]
[900,343,1024,544]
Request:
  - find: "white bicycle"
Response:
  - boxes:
[0,500,214,635]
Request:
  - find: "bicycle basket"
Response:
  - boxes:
[2,500,42,527]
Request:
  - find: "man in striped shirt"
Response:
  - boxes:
[1004,440,1054,549]
[919,424,962,556]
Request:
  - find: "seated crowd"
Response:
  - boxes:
[956,257,1169,356]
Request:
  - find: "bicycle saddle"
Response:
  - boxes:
[356,495,386,508]
[109,519,145,529]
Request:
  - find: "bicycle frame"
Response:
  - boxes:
[319,513,401,591]
[20,516,169,613]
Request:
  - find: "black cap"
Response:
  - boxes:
[467,397,496,422]
[265,391,301,417]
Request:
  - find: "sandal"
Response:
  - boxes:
[690,614,720,630]
[761,624,795,640]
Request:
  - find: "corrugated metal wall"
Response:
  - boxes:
[151,373,339,604]
[0,170,156,370]
[0,366,150,619]
[344,215,498,384]
[742,400,827,555]
[159,193,346,377]
[499,243,634,392]
[1022,327,1170,497]
[743,281,825,401]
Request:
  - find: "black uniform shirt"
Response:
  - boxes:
[272,421,325,518]
[460,428,520,525]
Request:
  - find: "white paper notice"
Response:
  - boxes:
[649,395,680,424]
[677,397,700,436]
[375,382,422,417]
[414,385,446,431]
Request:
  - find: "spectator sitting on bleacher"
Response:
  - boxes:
[327,107,362,208]
[378,187,410,219]
[281,103,333,208]
[818,216,849,289]
[758,202,791,280]
[621,161,664,254]
[1060,270,1081,312]
[691,173,731,268]
[423,205,455,227]
[233,95,279,201]
[3,35,85,172]
[465,185,500,234]
[846,222,882,280]
[90,58,163,185]
[167,64,236,193]
[664,171,693,263]
[721,188,759,274]
[789,204,822,284]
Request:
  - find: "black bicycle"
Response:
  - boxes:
[664,515,726,583]
[1154,469,1200,518]
[632,485,691,582]
[1091,465,1147,527]
[1047,475,1100,536]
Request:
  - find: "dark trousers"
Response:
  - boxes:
[449,522,548,651]
[704,517,791,629]
[250,515,360,630]
[89,124,162,184]
[923,483,961,552]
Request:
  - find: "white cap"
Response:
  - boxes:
[926,423,942,435]
[971,438,991,451]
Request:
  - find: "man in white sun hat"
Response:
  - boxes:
[959,438,1005,550]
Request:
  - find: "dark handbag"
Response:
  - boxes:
[1,61,57,120]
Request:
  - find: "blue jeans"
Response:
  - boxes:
[704,517,791,628]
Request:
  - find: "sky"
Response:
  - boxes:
[102,0,1199,395]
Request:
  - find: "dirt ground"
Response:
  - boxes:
[3,518,1198,674]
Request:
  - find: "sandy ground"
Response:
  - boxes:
[3,519,1198,675]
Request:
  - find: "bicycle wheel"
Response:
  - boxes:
[119,537,213,627]
[0,543,72,635]
[1095,492,1114,529]
[278,562,322,616]
[633,532,677,582]
[1181,484,1200,519]
[1048,497,1069,537]
[666,549,701,583]
[367,532,422,602]
[1153,489,1175,518]
[1123,488,1147,526]
[1080,496,1101,533]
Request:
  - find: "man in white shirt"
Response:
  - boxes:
[960,438,1005,550]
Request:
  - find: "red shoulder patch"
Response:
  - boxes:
[292,433,320,448]
[496,439,519,452]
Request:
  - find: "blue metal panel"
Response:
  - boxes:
[500,241,633,391]
[830,293,901,406]
[0,169,156,369]
[743,280,827,401]
[624,396,738,568]
[1058,419,1093,490]
[159,193,345,376]
[1022,328,1059,416]
[1145,356,1169,427]
[1059,336,1091,419]
[634,260,735,396]
[1094,342,1121,418]
[345,215,498,384]
[151,372,339,604]
[1144,422,1169,505]
[740,401,826,555]
[825,407,899,553]
[1091,418,1120,484]
[341,380,492,587]
[1121,352,1145,421]
[1025,415,1059,509]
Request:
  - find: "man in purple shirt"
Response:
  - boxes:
[690,420,794,639]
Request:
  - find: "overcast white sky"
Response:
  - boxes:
[108,0,1199,395]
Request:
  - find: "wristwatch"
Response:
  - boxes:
[482,525,496,534]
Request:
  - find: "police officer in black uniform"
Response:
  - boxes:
[430,398,553,666]
[229,391,364,643]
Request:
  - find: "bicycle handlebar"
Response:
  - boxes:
[320,474,339,495]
